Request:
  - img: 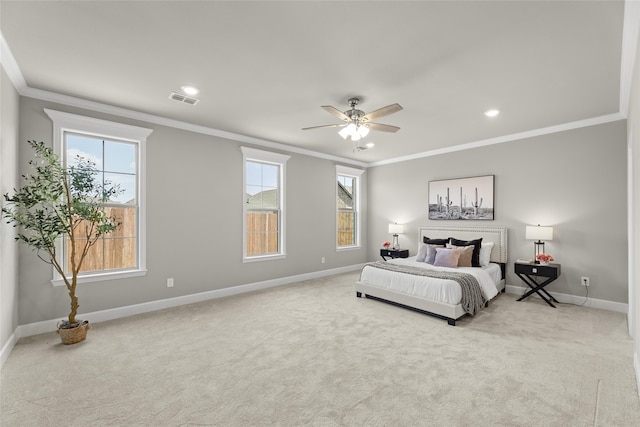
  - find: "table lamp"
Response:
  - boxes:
[388,223,404,250]
[525,224,553,264]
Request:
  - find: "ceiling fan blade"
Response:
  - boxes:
[361,103,403,122]
[321,105,350,121]
[302,123,345,131]
[366,122,401,133]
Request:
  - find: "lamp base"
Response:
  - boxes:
[534,241,545,264]
[392,234,399,250]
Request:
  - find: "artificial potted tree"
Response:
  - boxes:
[2,140,121,344]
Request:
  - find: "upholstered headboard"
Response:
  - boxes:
[418,225,508,264]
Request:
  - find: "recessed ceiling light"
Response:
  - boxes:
[181,85,199,96]
[365,142,375,148]
[484,109,500,118]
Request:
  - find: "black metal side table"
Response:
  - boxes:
[515,262,561,308]
[380,248,409,261]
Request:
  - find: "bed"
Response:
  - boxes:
[356,225,508,325]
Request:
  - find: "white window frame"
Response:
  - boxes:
[336,165,364,251]
[45,109,152,285]
[241,146,290,262]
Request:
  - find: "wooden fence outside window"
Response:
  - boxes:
[78,209,355,269]
[67,206,136,273]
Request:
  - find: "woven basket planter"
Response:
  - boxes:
[57,320,90,345]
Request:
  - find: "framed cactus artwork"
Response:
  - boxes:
[428,175,494,220]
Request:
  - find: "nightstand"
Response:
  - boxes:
[380,248,409,261]
[515,262,561,308]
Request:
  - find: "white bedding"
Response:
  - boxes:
[358,256,501,305]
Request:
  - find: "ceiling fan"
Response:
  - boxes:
[302,97,403,141]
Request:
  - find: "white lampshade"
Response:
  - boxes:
[339,123,357,140]
[526,225,553,241]
[357,125,370,138]
[339,123,369,141]
[389,223,404,234]
[338,126,350,139]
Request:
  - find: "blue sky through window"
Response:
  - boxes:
[66,133,137,204]
[246,161,278,196]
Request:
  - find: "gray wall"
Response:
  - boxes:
[367,120,628,303]
[16,97,369,325]
[1,65,20,351]
[9,96,631,327]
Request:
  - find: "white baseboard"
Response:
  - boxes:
[505,284,629,313]
[3,269,628,371]
[14,264,365,341]
[0,332,18,370]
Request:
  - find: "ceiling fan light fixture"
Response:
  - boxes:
[357,125,370,138]
[339,122,369,141]
[339,126,351,140]
[339,123,358,140]
[303,97,402,141]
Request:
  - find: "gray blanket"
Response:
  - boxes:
[361,261,487,316]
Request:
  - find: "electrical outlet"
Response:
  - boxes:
[581,276,590,287]
[321,257,325,264]
[167,277,174,288]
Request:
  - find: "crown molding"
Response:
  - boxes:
[18,86,369,168]
[369,112,625,167]
[0,32,27,91]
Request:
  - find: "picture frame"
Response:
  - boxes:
[428,175,494,220]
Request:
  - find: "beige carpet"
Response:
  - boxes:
[2,271,639,426]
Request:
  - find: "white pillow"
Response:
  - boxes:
[416,243,428,262]
[479,242,494,267]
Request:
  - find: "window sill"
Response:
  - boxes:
[243,254,286,263]
[337,246,361,252]
[51,269,148,286]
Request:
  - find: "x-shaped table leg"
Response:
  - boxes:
[516,273,559,308]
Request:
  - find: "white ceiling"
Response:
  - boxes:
[1,1,636,166]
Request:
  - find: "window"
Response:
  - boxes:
[241,147,290,261]
[45,109,152,284]
[336,165,364,249]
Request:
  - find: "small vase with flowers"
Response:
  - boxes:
[536,253,554,265]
